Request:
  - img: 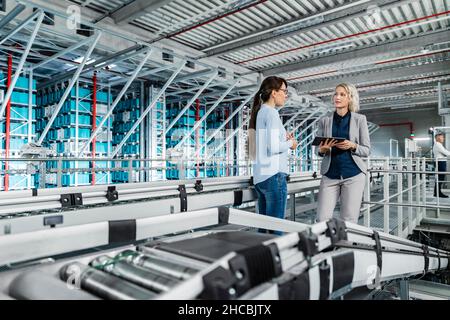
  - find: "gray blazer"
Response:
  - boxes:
[316,112,371,175]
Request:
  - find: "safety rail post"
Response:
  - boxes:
[364,157,371,228]
[435,157,440,219]
[128,159,133,183]
[383,157,390,233]
[415,158,420,229]
[397,158,403,237]
[57,159,62,188]
[408,159,413,234]
[421,158,426,221]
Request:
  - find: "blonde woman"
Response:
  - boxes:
[316,83,370,223]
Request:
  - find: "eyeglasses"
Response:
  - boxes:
[277,88,289,95]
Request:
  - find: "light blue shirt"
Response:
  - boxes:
[253,104,292,185]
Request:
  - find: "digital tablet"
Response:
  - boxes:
[311,136,347,146]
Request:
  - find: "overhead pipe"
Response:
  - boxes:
[237,10,450,64]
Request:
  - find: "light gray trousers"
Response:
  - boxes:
[316,172,366,223]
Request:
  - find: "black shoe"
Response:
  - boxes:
[439,194,448,198]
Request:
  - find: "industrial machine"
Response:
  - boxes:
[0,206,448,300]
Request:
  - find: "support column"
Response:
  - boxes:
[195,98,200,177]
[225,106,230,177]
[4,54,12,191]
[398,279,410,300]
[91,72,97,185]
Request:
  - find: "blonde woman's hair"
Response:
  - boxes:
[333,83,360,112]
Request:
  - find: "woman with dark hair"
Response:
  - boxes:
[249,76,298,232]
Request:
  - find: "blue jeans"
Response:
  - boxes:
[254,172,288,235]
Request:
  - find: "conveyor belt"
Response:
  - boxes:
[0,172,321,235]
[0,207,448,300]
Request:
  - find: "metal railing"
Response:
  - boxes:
[1,155,449,238]
[362,157,450,237]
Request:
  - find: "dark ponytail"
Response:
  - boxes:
[249,76,287,130]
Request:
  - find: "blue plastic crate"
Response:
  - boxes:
[11,91,35,105]
[61,100,91,113]
[130,109,140,120]
[128,133,139,143]
[112,171,129,182]
[62,173,90,186]
[1,122,31,135]
[131,98,140,108]
[176,117,196,126]
[48,129,56,140]
[56,142,65,153]
[123,144,139,154]
[94,172,110,184]
[9,174,33,189]
[14,76,36,90]
[70,87,91,98]
[61,114,91,126]
[35,119,43,131]
[10,106,30,119]
[113,133,138,145]
[95,142,109,153]
[96,91,109,103]
[35,107,43,118]
[61,161,90,169]
[62,127,91,139]
[167,108,205,118]
[112,134,122,145]
[92,160,109,169]
[95,116,110,127]
[9,137,27,150]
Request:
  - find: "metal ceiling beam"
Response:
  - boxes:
[283,107,310,128]
[0,8,42,45]
[195,91,256,157]
[362,96,445,110]
[0,11,44,121]
[165,71,218,134]
[111,0,176,25]
[297,60,450,94]
[38,44,145,88]
[32,36,93,70]
[208,116,250,159]
[291,109,325,134]
[77,49,153,156]
[0,4,26,30]
[173,68,221,83]
[174,79,239,150]
[108,64,174,86]
[264,30,450,76]
[37,32,102,145]
[298,128,318,156]
[111,61,185,157]
[358,83,449,99]
[203,0,400,57]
